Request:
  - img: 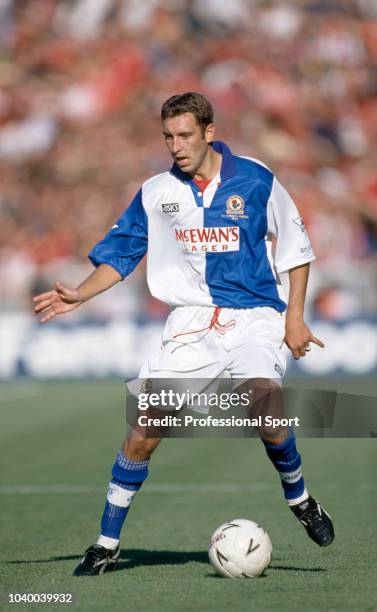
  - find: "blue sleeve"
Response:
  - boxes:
[88,189,148,279]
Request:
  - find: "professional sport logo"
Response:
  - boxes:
[175,226,240,253]
[226,195,245,216]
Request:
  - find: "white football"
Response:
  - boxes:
[208,519,272,578]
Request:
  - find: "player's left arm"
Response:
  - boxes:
[285,263,324,360]
[266,177,324,359]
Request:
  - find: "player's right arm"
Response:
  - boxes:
[33,264,122,323]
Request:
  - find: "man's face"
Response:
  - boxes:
[162,113,214,176]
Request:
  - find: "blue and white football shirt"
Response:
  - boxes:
[89,141,315,311]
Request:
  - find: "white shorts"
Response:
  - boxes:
[139,305,288,381]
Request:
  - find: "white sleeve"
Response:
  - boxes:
[267,177,316,274]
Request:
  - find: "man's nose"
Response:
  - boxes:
[172,138,182,154]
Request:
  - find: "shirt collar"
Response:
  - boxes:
[170,140,237,183]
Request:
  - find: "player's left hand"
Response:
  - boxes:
[284,318,324,360]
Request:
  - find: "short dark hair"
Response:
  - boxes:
[161,92,214,132]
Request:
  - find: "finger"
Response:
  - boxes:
[55,282,78,302]
[292,349,301,360]
[55,281,69,295]
[40,309,57,323]
[33,291,54,302]
[34,299,52,313]
[310,335,325,348]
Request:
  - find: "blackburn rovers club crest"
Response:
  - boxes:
[224,194,248,220]
[226,195,244,215]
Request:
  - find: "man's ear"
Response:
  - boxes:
[205,123,215,143]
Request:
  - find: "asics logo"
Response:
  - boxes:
[162,203,179,213]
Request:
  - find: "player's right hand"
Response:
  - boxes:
[33,281,82,323]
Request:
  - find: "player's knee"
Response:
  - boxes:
[123,435,160,460]
[259,425,289,446]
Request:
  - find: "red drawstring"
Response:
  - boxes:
[173,307,236,340]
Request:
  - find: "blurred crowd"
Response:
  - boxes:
[0,0,376,322]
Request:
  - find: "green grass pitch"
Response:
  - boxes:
[1,379,376,611]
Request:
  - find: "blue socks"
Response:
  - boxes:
[98,434,307,550]
[97,452,149,549]
[263,432,308,505]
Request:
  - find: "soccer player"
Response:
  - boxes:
[33,92,334,576]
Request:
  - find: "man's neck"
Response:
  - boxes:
[192,147,222,181]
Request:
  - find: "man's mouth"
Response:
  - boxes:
[175,156,189,165]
